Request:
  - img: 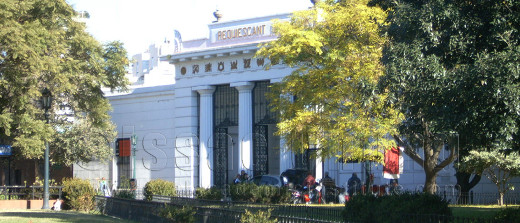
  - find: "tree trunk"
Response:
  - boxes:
[499,192,504,206]
[423,136,440,194]
[395,131,457,195]
[424,171,438,194]
[455,171,481,204]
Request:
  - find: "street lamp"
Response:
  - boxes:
[130,134,137,180]
[41,88,52,209]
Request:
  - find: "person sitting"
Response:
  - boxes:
[240,170,249,182]
[302,172,316,188]
[234,174,241,184]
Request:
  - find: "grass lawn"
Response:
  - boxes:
[0,209,134,223]
[450,205,519,219]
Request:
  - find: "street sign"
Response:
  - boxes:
[0,145,12,156]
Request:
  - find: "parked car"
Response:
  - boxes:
[280,168,308,187]
[249,174,284,187]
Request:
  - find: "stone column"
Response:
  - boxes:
[193,86,215,188]
[270,78,293,174]
[231,82,255,174]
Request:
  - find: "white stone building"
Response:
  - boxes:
[73,11,519,201]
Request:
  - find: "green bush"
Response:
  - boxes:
[0,194,19,200]
[195,187,223,200]
[61,178,96,211]
[159,204,195,223]
[229,183,290,204]
[31,177,60,199]
[230,183,258,202]
[343,192,452,223]
[144,179,176,201]
[113,189,136,199]
[113,176,136,199]
[240,209,277,223]
[494,207,520,223]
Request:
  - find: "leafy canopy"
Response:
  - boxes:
[257,0,402,162]
[0,0,129,164]
[373,0,520,193]
[462,150,520,205]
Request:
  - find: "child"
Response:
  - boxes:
[52,199,62,211]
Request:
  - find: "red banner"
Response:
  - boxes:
[383,147,400,179]
[118,138,131,157]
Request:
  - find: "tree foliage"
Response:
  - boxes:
[462,150,520,205]
[373,0,520,193]
[0,0,129,164]
[257,0,402,162]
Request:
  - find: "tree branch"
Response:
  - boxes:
[435,139,458,171]
[393,134,424,168]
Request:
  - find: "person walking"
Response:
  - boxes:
[99,177,111,197]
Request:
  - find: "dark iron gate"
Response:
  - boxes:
[253,125,268,176]
[214,128,228,187]
[253,81,277,176]
[213,85,238,187]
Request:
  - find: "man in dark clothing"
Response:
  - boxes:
[322,172,335,187]
[347,173,361,196]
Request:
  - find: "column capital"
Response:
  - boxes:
[231,82,254,91]
[193,86,216,95]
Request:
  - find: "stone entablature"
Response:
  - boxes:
[208,14,289,46]
[168,43,286,82]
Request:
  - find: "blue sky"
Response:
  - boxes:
[66,0,312,56]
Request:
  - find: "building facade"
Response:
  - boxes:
[73,12,519,197]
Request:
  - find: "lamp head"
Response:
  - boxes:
[41,88,52,110]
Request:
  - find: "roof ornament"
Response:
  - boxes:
[213,9,222,23]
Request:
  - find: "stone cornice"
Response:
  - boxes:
[163,43,260,64]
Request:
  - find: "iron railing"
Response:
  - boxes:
[0,185,62,200]
[174,187,520,206]
[96,196,343,223]
[96,195,502,223]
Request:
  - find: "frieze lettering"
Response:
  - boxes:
[205,63,212,72]
[180,57,265,77]
[256,58,264,67]
[230,60,238,70]
[243,58,251,69]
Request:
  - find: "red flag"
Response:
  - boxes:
[383,147,400,179]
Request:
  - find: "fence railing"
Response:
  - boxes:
[0,185,63,200]
[96,196,343,223]
[435,191,520,205]
[174,186,520,206]
[111,188,144,200]
[97,195,503,223]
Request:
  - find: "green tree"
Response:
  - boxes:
[0,0,129,164]
[373,0,520,193]
[462,150,520,206]
[257,0,402,163]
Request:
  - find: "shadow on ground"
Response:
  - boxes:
[0,210,127,223]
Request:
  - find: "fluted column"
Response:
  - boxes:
[231,82,255,174]
[193,86,215,188]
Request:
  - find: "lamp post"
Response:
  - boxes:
[130,134,137,180]
[41,88,52,209]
